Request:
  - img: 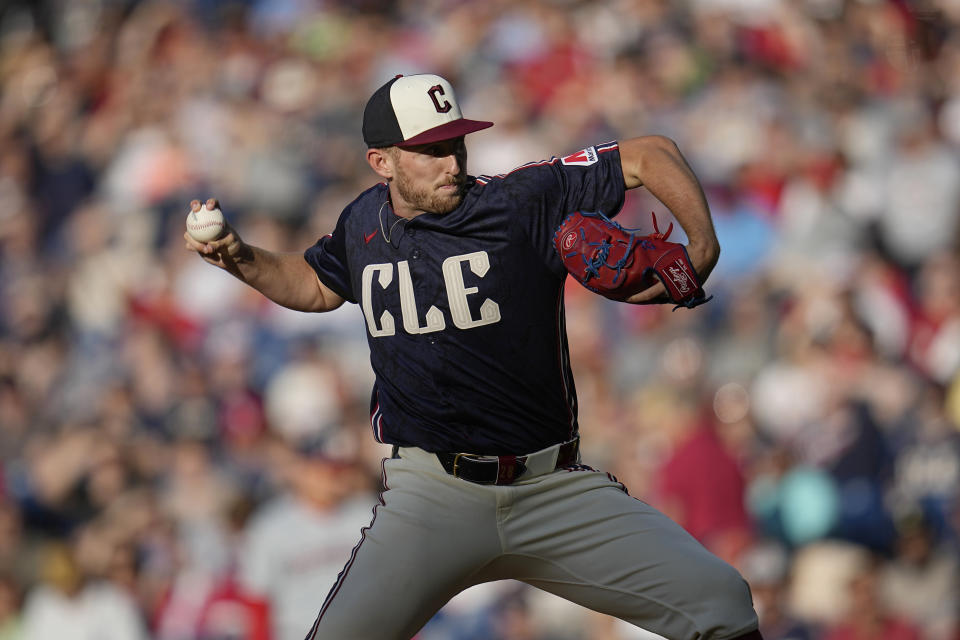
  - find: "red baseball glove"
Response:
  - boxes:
[553,210,712,308]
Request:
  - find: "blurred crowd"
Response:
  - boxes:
[1,0,960,638]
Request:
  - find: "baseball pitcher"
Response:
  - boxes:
[185,73,762,640]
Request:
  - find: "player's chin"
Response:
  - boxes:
[429,190,463,214]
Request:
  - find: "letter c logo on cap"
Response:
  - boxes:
[428,85,452,113]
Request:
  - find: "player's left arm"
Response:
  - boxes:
[617,135,720,304]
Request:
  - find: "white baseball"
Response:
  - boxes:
[186,205,225,242]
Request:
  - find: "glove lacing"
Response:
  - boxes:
[563,210,640,287]
[566,211,676,287]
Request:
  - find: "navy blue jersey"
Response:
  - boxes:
[304,142,625,454]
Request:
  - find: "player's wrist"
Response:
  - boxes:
[685,239,719,275]
[686,235,720,256]
[231,236,255,264]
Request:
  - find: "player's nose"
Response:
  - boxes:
[444,152,462,176]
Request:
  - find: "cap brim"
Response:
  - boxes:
[397,119,493,147]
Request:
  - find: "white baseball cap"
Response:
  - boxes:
[362,74,493,148]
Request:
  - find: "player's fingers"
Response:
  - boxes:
[220,234,245,258]
[190,199,202,212]
[624,282,668,305]
[185,231,221,258]
[184,234,207,254]
[201,228,235,253]
[206,197,219,211]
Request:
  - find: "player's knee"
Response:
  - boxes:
[689,557,758,637]
[710,558,753,606]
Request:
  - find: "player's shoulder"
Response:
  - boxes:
[473,157,561,188]
[558,141,621,167]
[472,141,621,188]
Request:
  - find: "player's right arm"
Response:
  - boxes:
[184,199,344,313]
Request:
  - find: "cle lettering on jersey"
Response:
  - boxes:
[361,251,501,336]
[303,141,624,452]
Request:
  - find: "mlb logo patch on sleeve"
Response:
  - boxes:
[561,147,598,166]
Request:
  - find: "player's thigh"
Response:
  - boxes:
[507,470,757,640]
[306,456,502,640]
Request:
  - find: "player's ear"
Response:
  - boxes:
[367,147,395,180]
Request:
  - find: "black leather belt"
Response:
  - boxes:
[431,438,580,486]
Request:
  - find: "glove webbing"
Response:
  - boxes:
[563,210,711,310]
[563,210,639,288]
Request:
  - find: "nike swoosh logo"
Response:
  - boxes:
[364,230,378,244]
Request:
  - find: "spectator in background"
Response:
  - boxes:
[20,541,148,640]
[0,503,31,597]
[880,510,960,640]
[909,253,960,385]
[192,497,270,640]
[654,398,753,564]
[237,432,375,640]
[878,111,960,274]
[740,541,813,640]
[821,559,922,640]
[891,381,960,542]
[0,574,22,640]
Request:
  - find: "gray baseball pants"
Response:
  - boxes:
[304,445,759,640]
